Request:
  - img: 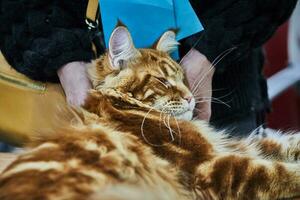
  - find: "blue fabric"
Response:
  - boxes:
[99,0,203,49]
[0,142,14,152]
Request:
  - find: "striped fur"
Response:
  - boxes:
[0,27,300,200]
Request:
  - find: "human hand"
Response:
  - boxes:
[57,61,92,106]
[180,48,215,121]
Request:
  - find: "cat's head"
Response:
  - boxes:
[89,25,195,120]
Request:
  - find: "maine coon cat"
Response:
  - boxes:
[0,25,299,200]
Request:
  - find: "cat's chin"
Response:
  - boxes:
[175,110,193,121]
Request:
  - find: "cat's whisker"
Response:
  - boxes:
[167,115,175,142]
[159,104,182,142]
[194,96,231,108]
[193,90,234,101]
[204,97,232,105]
[194,97,229,104]
[202,100,230,108]
[161,107,171,133]
[173,116,182,144]
[140,102,178,146]
[191,88,222,97]
[158,107,167,136]
[141,103,170,147]
[188,49,230,91]
[193,97,229,105]
[191,47,237,92]
[195,99,231,108]
[191,47,237,94]
[141,106,158,146]
[161,112,177,144]
[193,88,226,94]
[190,69,213,94]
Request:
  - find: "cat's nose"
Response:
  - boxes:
[184,96,193,103]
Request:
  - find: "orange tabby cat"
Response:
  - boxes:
[0,25,299,200]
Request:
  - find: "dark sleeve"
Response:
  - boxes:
[180,0,298,67]
[0,0,95,82]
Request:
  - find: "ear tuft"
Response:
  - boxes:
[116,19,126,27]
[108,25,139,69]
[155,30,180,54]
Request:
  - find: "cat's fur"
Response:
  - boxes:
[0,26,299,200]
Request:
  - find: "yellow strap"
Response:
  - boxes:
[86,0,99,22]
[0,52,45,91]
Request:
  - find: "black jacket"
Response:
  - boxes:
[0,0,94,82]
[0,0,298,121]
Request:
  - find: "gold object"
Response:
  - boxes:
[0,52,66,146]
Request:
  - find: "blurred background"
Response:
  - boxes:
[264,2,300,131]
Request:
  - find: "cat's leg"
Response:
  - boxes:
[194,155,300,200]
[248,128,300,162]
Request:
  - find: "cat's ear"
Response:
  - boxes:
[154,30,179,54]
[108,26,140,69]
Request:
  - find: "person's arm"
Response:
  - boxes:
[57,61,92,106]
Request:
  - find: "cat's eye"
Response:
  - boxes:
[154,77,171,88]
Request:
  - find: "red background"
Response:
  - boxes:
[264,22,300,130]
